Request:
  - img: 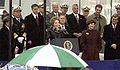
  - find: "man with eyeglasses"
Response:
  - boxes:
[82,6,90,19]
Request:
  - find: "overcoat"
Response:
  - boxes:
[103,23,120,60]
[80,29,102,60]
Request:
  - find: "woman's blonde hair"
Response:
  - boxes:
[50,16,60,26]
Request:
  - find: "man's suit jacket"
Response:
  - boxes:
[12,18,25,34]
[12,18,26,53]
[103,23,120,60]
[0,25,14,61]
[67,13,86,37]
[24,13,44,49]
[46,11,60,26]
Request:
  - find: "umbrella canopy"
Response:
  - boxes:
[8,44,88,68]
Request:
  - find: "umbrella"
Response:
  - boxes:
[8,44,88,68]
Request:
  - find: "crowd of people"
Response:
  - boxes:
[0,2,120,65]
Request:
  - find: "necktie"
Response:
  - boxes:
[62,25,65,29]
[36,16,39,25]
[99,21,101,32]
[18,18,20,22]
[75,14,79,24]
[113,24,116,30]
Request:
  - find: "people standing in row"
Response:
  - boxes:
[12,6,26,54]
[80,20,102,60]
[103,14,120,60]
[24,4,44,49]
[67,4,87,52]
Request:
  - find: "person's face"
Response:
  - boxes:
[60,15,66,25]
[88,23,95,30]
[61,7,68,15]
[116,8,120,15]
[52,4,59,13]
[3,12,8,16]
[112,17,118,25]
[95,7,102,16]
[7,19,13,27]
[32,6,39,14]
[53,20,60,28]
[13,10,21,18]
[39,7,44,14]
[83,10,89,17]
[72,5,79,14]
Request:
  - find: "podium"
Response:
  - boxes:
[50,38,79,55]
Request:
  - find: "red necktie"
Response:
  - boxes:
[36,16,39,25]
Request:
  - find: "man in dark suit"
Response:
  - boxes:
[24,4,44,49]
[67,4,86,52]
[12,5,26,54]
[46,2,60,27]
[0,16,14,61]
[103,14,120,60]
[59,15,72,37]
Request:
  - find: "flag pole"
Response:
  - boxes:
[44,0,46,44]
[9,0,12,61]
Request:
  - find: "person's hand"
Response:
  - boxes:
[21,24,25,29]
[77,33,82,37]
[28,40,32,45]
[73,33,82,37]
[14,47,19,54]
[17,37,24,43]
[111,44,117,49]
[73,33,79,37]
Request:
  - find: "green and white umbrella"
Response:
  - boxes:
[9,44,88,68]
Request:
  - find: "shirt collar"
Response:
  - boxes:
[93,13,102,20]
[32,12,38,18]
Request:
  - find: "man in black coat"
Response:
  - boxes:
[103,14,120,60]
[24,4,44,49]
[0,16,14,61]
[12,5,26,54]
[67,4,86,52]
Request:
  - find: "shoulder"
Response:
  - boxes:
[104,24,111,29]
[79,14,84,17]
[88,14,94,18]
[100,15,106,19]
[104,24,110,27]
[25,14,32,19]
[68,13,74,16]
[87,14,95,21]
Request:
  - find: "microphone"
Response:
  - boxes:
[61,28,69,35]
